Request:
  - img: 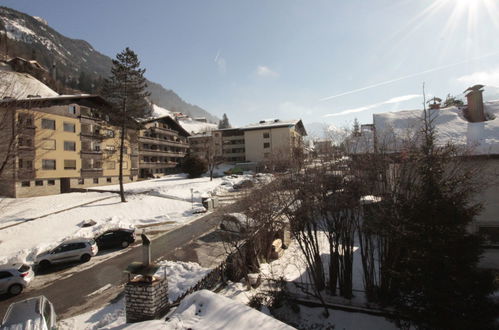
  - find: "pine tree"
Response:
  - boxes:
[443,93,464,108]
[352,118,361,137]
[102,48,150,202]
[218,113,231,129]
[388,108,497,329]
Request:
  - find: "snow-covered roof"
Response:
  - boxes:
[123,290,293,329]
[373,100,499,155]
[243,119,307,134]
[178,117,217,135]
[151,103,172,118]
[0,70,57,99]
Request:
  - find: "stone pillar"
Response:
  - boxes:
[125,277,169,323]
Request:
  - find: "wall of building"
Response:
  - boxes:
[471,158,499,237]
[244,127,292,163]
[33,110,81,179]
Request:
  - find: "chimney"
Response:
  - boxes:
[427,97,441,110]
[464,85,485,122]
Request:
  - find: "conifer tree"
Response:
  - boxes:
[218,113,231,129]
[388,103,497,329]
[102,48,150,202]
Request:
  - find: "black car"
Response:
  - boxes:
[95,229,136,250]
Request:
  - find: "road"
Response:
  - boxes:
[0,197,243,320]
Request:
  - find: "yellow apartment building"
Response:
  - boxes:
[0,95,138,197]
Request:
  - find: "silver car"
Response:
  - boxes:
[35,238,98,269]
[0,264,34,295]
[1,295,56,330]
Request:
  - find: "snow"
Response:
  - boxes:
[151,104,172,118]
[272,303,398,330]
[0,173,249,265]
[148,103,217,134]
[0,70,58,98]
[178,117,217,134]
[160,290,294,330]
[374,100,499,155]
[154,260,211,303]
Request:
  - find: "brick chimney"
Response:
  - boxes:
[464,85,485,122]
[427,97,442,110]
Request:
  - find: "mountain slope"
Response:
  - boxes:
[0,6,219,123]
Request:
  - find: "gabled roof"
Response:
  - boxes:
[142,115,191,137]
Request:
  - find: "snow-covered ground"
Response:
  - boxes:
[0,173,251,265]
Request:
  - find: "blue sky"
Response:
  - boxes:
[4,0,499,131]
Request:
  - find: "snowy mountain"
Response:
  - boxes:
[0,6,219,123]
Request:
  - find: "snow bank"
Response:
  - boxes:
[374,101,499,155]
[154,260,211,303]
[162,290,294,330]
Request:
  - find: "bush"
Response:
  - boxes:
[224,166,244,175]
[182,154,207,178]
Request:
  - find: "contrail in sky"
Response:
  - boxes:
[319,51,499,102]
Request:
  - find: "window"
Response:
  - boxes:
[105,145,115,152]
[78,178,85,185]
[105,129,115,137]
[26,160,32,169]
[47,180,55,185]
[42,159,56,170]
[64,160,77,170]
[106,177,112,183]
[93,144,101,152]
[21,181,30,187]
[35,180,43,186]
[18,114,34,127]
[18,137,32,147]
[0,271,13,279]
[63,122,76,132]
[106,161,115,170]
[263,132,270,138]
[64,141,76,151]
[18,159,23,169]
[42,139,56,150]
[41,118,55,130]
[93,178,99,184]
[68,105,77,115]
[263,142,270,148]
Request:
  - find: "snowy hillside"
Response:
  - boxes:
[374,100,499,155]
[0,6,218,121]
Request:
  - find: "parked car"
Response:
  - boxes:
[0,263,34,295]
[35,238,98,269]
[95,229,136,250]
[1,296,56,330]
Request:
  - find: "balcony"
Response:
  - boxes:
[139,135,188,147]
[140,149,186,157]
[139,161,177,169]
[81,149,103,155]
